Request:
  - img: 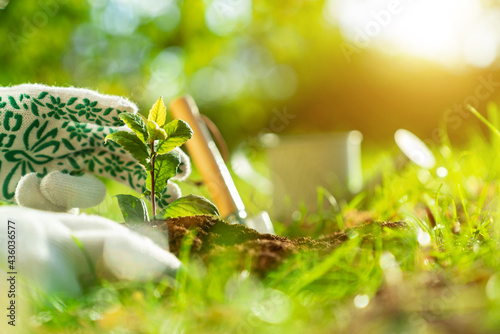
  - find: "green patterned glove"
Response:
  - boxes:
[0,84,190,211]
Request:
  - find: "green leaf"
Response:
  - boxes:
[105,131,149,166]
[148,97,167,127]
[147,120,167,141]
[116,194,149,223]
[157,119,193,154]
[119,113,148,142]
[146,151,181,196]
[156,194,220,219]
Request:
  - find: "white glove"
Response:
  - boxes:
[14,146,190,212]
[0,84,191,212]
[0,206,180,297]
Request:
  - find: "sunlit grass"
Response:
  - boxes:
[29,107,500,333]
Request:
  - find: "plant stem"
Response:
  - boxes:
[150,141,157,218]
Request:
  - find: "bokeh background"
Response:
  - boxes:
[2,0,500,147]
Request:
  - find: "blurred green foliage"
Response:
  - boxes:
[2,0,500,147]
[1,0,340,146]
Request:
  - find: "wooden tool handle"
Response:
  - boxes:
[169,96,245,218]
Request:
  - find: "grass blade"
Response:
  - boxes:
[468,105,500,139]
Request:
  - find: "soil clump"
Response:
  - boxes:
[152,216,406,273]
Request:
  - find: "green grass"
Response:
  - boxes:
[28,109,500,333]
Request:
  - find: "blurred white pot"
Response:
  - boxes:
[267,131,363,219]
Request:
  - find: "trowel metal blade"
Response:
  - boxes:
[244,211,275,235]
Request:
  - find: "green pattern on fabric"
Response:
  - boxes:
[0,86,147,202]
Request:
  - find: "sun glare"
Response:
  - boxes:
[325,0,500,68]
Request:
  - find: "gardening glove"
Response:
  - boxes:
[0,206,180,297]
[0,84,191,211]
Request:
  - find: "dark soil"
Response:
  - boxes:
[151,216,407,273]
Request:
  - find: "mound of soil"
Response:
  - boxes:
[151,216,407,273]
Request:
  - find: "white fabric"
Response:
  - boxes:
[164,182,181,202]
[15,173,67,212]
[0,206,180,297]
[40,171,107,209]
[0,83,139,114]
[15,171,107,211]
[171,148,191,181]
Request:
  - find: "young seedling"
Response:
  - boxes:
[106,97,219,223]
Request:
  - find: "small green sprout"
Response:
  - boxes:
[106,97,219,223]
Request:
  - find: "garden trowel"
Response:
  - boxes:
[169,96,276,235]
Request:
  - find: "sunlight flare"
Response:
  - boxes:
[326,0,500,67]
